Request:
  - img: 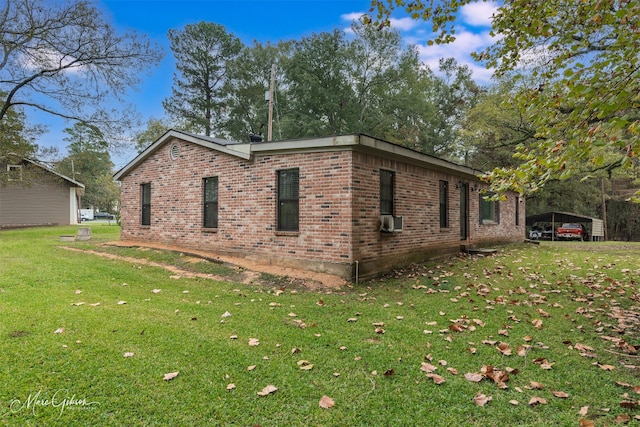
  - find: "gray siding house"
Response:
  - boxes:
[0,157,84,228]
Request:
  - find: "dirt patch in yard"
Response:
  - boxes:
[62,241,348,291]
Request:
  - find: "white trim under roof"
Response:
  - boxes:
[114,129,251,180]
[114,131,482,181]
[250,134,482,179]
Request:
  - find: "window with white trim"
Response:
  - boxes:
[7,165,22,181]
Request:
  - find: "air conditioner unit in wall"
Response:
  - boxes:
[380,215,403,233]
[393,215,403,232]
[380,215,394,232]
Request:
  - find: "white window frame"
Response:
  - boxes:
[7,164,23,181]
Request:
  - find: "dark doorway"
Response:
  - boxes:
[460,183,468,240]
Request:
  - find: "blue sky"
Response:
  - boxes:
[35,0,498,168]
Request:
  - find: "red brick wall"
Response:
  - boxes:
[119,138,354,276]
[350,151,525,277]
[119,137,525,280]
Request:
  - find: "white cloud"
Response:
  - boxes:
[341,12,419,32]
[460,2,499,27]
[388,16,420,31]
[341,12,365,22]
[339,8,498,83]
[414,30,497,83]
[20,48,81,74]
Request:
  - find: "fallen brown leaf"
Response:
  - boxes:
[528,396,547,406]
[540,360,554,370]
[257,385,278,396]
[596,362,615,371]
[449,323,466,332]
[615,414,630,424]
[530,381,544,389]
[297,360,314,370]
[426,373,446,384]
[537,308,550,317]
[319,395,335,409]
[620,401,637,409]
[473,392,492,407]
[465,372,483,382]
[497,342,512,356]
[163,371,179,381]
[420,362,438,373]
[575,343,594,352]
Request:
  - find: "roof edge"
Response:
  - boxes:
[22,158,85,188]
[114,129,250,180]
[114,131,484,181]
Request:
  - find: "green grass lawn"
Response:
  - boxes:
[1,225,639,426]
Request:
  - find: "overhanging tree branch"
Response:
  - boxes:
[0,0,163,146]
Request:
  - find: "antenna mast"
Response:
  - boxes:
[267,64,275,142]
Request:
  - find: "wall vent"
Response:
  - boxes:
[170,144,179,160]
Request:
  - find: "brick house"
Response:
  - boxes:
[115,131,525,280]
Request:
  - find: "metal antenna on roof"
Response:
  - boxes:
[274,79,282,140]
[267,63,275,142]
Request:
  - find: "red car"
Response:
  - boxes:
[556,223,588,241]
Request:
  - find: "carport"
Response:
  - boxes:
[525,211,605,241]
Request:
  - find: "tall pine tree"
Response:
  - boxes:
[163,22,242,136]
